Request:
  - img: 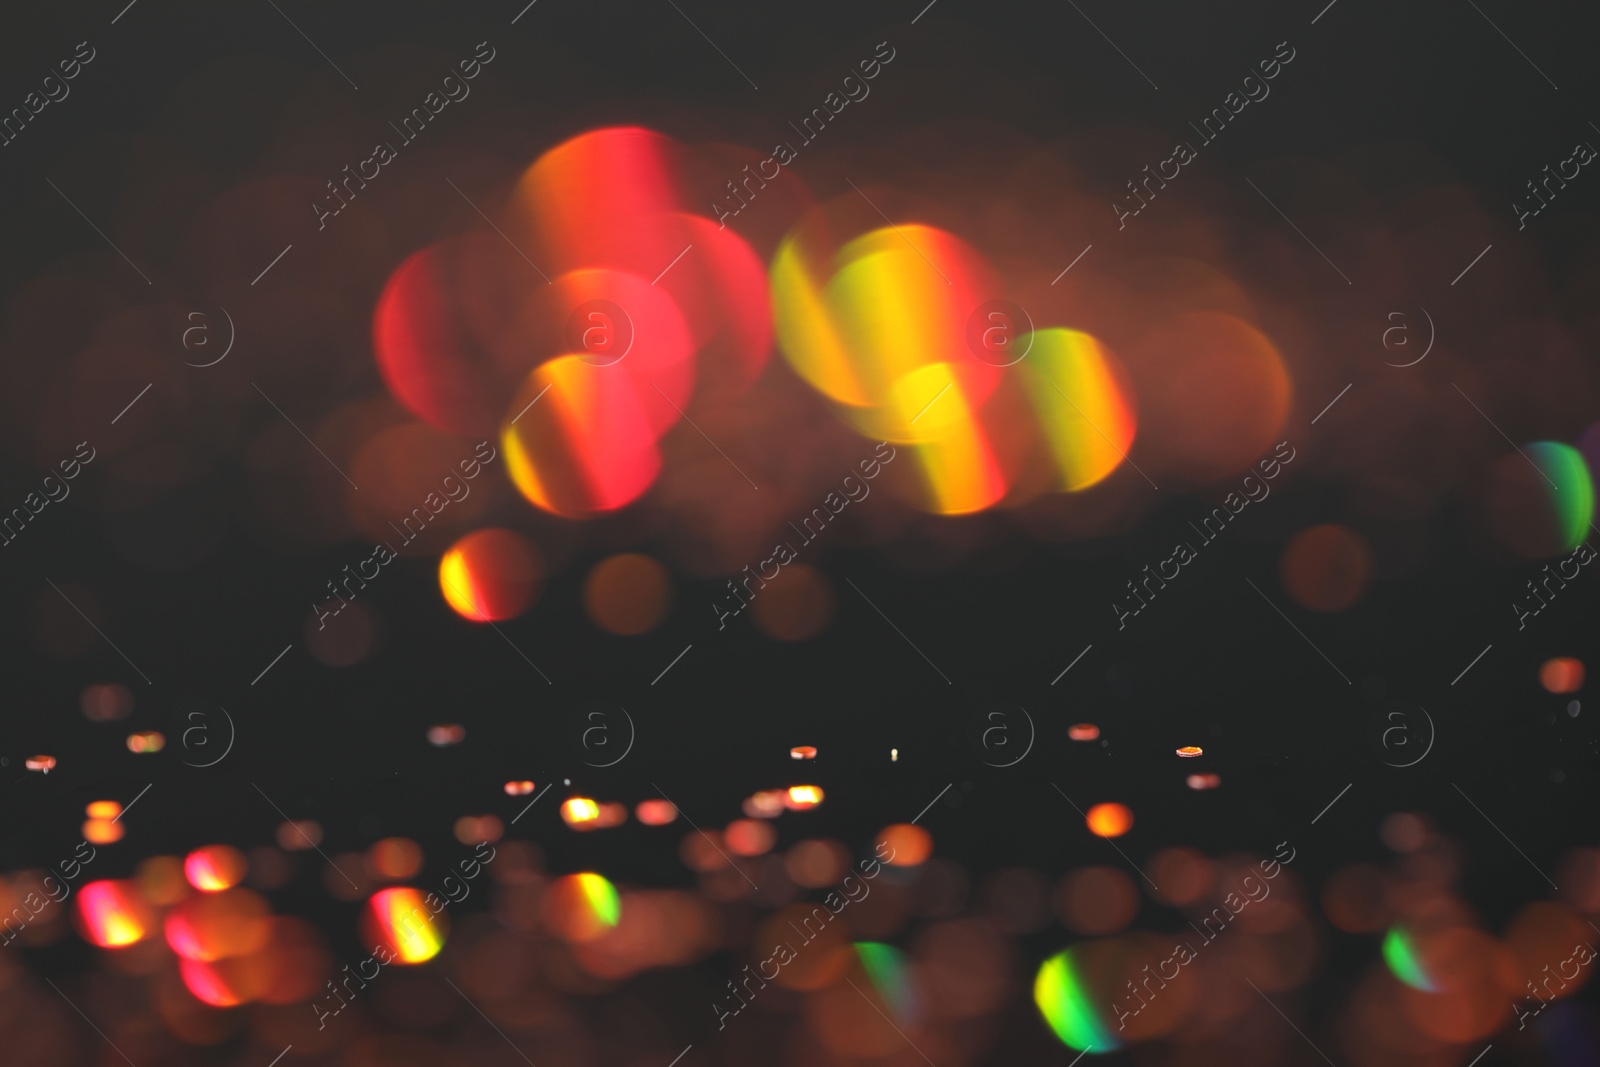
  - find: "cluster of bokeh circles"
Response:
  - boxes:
[370,125,1147,594]
[360,124,1600,636]
[374,127,774,519]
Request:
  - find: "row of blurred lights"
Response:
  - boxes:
[8,786,1594,1061]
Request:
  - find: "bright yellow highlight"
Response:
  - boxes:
[1020,329,1137,491]
[366,887,445,963]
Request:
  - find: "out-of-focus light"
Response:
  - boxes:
[1085,803,1133,839]
[85,800,122,820]
[75,881,150,948]
[1280,524,1374,612]
[83,819,125,845]
[725,819,776,856]
[583,553,671,635]
[790,745,818,760]
[544,872,621,942]
[365,838,424,882]
[500,353,667,518]
[25,754,56,772]
[785,839,849,888]
[438,529,543,622]
[562,797,601,827]
[363,887,446,963]
[876,824,933,867]
[1175,746,1203,758]
[1148,848,1216,908]
[453,815,503,844]
[636,799,677,825]
[1018,328,1138,492]
[427,723,465,746]
[504,780,536,795]
[891,748,898,761]
[1068,724,1099,742]
[856,941,915,1019]
[1057,868,1139,936]
[786,785,824,811]
[744,790,787,819]
[1383,926,1436,991]
[165,888,272,961]
[179,957,251,1007]
[137,856,189,906]
[126,732,164,753]
[1035,948,1118,1052]
[1529,442,1595,551]
[276,820,322,851]
[1380,813,1430,853]
[81,683,133,722]
[594,802,627,828]
[1541,657,1585,694]
[751,565,836,642]
[1186,773,1222,791]
[185,846,247,892]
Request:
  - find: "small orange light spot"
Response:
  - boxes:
[635,799,677,825]
[876,824,933,866]
[83,819,125,845]
[1176,746,1203,758]
[1187,773,1222,790]
[276,820,322,851]
[1086,802,1133,838]
[25,755,57,772]
[504,780,536,796]
[86,800,122,820]
[364,838,424,882]
[1541,657,1585,694]
[1068,724,1100,742]
[789,745,818,760]
[725,819,776,856]
[786,785,824,811]
[453,815,503,844]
